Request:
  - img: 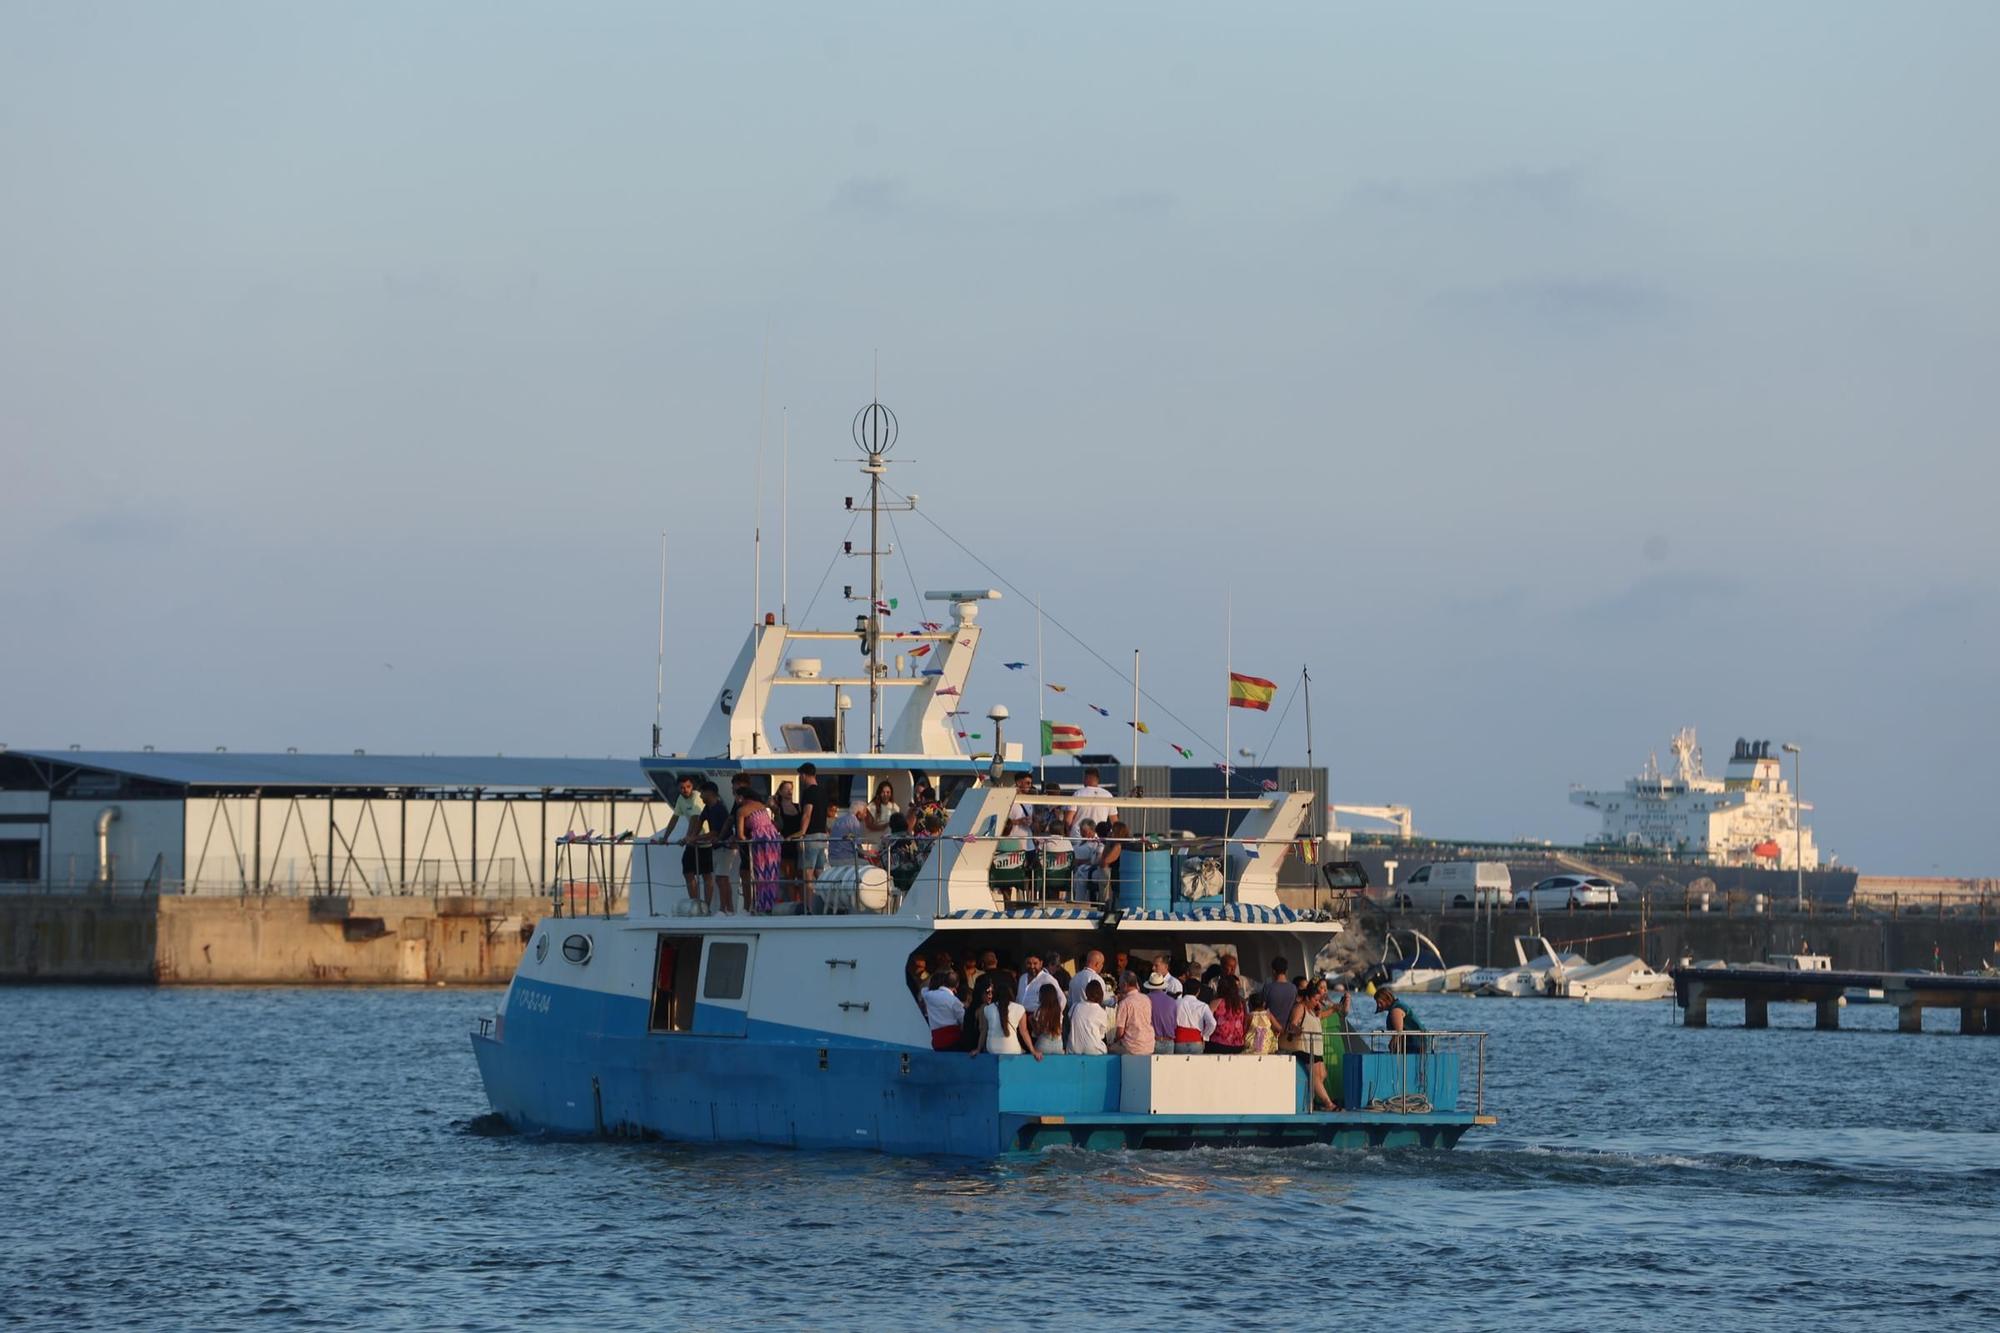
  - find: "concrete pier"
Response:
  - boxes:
[1672,964,2000,1035]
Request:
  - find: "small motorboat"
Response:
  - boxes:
[1469,936,1585,997]
[1375,929,1469,993]
[1473,936,1671,1000]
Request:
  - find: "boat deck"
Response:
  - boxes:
[1007,1109,1495,1152]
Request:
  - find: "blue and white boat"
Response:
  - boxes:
[472,405,1492,1155]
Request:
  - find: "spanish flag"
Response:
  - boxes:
[1228,672,1276,710]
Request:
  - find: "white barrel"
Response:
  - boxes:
[816,864,893,914]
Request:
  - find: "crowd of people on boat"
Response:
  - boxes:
[652,765,1134,915]
[907,946,1428,1111]
[656,765,959,916]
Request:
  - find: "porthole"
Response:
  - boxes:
[561,934,593,965]
[535,933,550,963]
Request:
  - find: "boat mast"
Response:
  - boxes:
[853,397,898,753]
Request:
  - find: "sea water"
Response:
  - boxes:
[2,987,1994,1330]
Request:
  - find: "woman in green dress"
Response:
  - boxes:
[1319,983,1359,1109]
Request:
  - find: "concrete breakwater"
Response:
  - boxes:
[0,892,555,984]
[1383,907,2000,976]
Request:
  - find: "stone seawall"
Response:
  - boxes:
[1384,908,2000,975]
[0,893,558,984]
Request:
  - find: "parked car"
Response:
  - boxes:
[1515,873,1622,910]
[1388,861,1512,911]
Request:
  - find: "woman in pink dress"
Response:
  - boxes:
[737,792,784,913]
[1206,974,1248,1053]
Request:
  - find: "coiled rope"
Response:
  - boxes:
[1366,1093,1434,1115]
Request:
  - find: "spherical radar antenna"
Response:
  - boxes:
[852,400,898,458]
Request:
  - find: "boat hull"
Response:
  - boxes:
[473,975,1486,1157]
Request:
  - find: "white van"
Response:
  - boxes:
[1386,861,1512,911]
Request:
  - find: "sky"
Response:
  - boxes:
[2,2,1995,874]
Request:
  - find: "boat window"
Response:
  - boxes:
[650,935,700,1033]
[703,941,750,1001]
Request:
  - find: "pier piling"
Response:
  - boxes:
[1672,964,2000,1037]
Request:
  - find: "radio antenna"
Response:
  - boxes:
[780,406,789,625]
[652,531,666,756]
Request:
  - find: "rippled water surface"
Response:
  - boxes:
[3,987,1995,1330]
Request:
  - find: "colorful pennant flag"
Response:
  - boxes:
[937,685,960,696]
[1260,779,1279,791]
[1003,662,1027,670]
[1172,744,1193,759]
[1126,720,1150,734]
[1046,683,1067,693]
[920,667,943,676]
[1088,704,1110,716]
[910,644,931,657]
[1228,671,1277,710]
[920,621,943,632]
[1041,721,1087,755]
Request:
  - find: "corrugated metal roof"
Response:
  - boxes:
[6,750,656,792]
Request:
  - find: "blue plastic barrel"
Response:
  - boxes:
[1141,846,1172,911]
[1116,850,1145,911]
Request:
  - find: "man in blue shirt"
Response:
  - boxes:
[698,781,732,915]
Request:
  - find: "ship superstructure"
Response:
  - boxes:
[1569,729,1819,869]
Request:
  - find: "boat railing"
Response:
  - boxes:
[968,830,1314,911]
[1329,1029,1488,1117]
[615,828,1332,919]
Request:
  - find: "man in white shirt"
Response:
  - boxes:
[660,774,704,905]
[1017,954,1066,1013]
[1068,767,1117,835]
[920,971,967,1051]
[1173,988,1217,1053]
[1067,949,1105,1012]
[1146,953,1183,997]
[1068,981,1112,1054]
[1006,773,1037,838]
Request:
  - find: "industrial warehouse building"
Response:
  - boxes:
[0,749,672,897]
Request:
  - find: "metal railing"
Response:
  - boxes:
[1332,1029,1488,1116]
[620,828,1341,920]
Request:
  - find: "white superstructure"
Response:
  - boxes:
[1569,729,1819,870]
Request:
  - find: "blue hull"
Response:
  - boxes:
[474,977,1484,1157]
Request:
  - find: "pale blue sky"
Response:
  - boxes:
[3,3,1995,872]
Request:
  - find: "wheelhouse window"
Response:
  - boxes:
[703,941,750,1001]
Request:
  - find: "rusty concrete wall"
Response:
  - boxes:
[0,893,158,981]
[1,893,557,984]
[154,895,554,984]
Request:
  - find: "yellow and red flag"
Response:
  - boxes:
[1228,672,1276,710]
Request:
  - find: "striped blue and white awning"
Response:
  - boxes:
[1122,903,1300,924]
[942,903,1300,924]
